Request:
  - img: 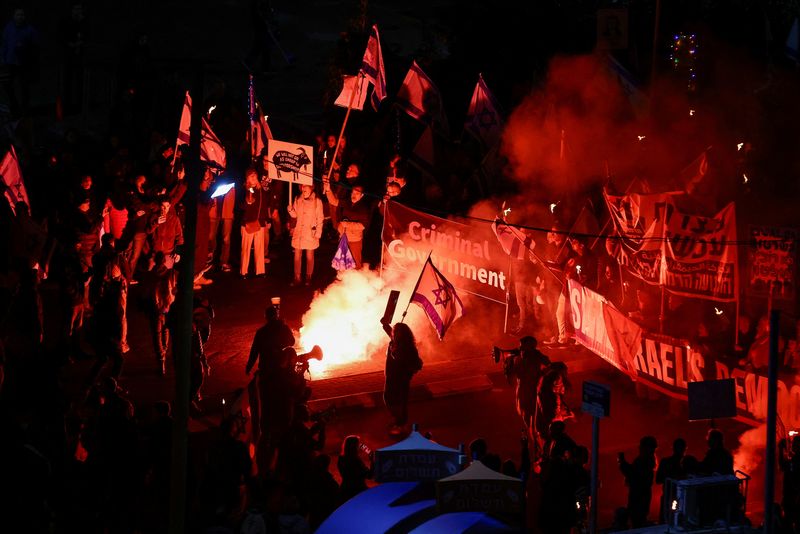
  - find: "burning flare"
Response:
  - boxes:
[299,269,420,378]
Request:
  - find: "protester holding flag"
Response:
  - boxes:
[324,162,360,232]
[328,182,369,269]
[288,185,324,286]
[380,320,423,436]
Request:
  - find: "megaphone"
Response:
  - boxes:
[301,345,323,362]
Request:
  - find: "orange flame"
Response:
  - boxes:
[299,269,421,378]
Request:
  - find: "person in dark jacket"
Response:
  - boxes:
[699,429,734,475]
[330,184,370,268]
[86,263,127,388]
[124,174,154,281]
[380,320,423,435]
[239,168,270,278]
[337,435,372,503]
[618,435,658,528]
[656,438,687,522]
[246,304,295,474]
[507,336,551,445]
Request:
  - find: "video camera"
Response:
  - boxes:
[294,345,323,375]
[492,346,521,383]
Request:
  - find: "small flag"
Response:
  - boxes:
[396,61,449,132]
[248,76,273,160]
[334,74,368,111]
[681,149,709,194]
[491,218,534,260]
[176,91,227,170]
[787,18,799,63]
[331,233,357,271]
[464,74,503,148]
[1,146,30,214]
[361,24,387,110]
[410,258,464,340]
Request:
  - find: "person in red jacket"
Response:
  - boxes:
[148,200,183,262]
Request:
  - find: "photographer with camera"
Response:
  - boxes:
[494,336,550,445]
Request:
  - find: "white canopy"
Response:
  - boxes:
[378,431,459,454]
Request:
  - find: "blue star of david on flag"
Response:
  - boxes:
[464,75,503,148]
[409,257,464,340]
[331,233,357,271]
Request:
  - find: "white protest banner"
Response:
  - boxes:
[266,140,314,186]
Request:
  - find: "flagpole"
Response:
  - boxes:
[400,250,433,323]
[503,254,512,334]
[325,72,364,191]
[248,75,253,160]
[379,200,388,280]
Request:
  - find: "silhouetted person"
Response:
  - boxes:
[380,320,423,435]
[539,424,578,534]
[507,336,551,446]
[337,435,372,503]
[86,263,126,388]
[278,404,325,485]
[779,435,800,533]
[469,437,488,462]
[535,362,574,450]
[656,438,687,522]
[304,454,339,530]
[699,429,734,475]
[201,417,252,523]
[618,435,658,528]
[543,420,576,465]
[246,304,295,470]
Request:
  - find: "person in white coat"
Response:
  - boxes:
[288,184,324,286]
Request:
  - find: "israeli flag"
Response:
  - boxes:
[331,233,356,271]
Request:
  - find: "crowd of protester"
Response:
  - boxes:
[1,3,800,533]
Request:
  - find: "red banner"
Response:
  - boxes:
[604,190,738,302]
[569,280,800,428]
[381,201,507,303]
[746,225,797,301]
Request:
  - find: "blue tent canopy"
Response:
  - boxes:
[315,482,435,534]
[317,482,516,534]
